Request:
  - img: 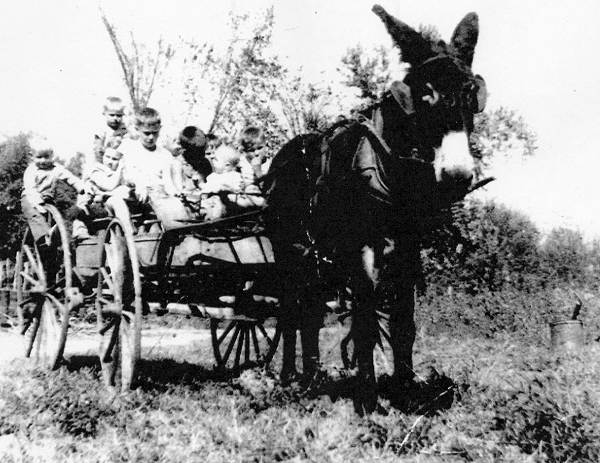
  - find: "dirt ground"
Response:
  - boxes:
[0,327,212,368]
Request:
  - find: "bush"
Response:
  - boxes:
[0,134,30,258]
[0,136,84,258]
[422,199,542,294]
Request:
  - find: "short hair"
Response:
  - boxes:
[178,126,206,151]
[103,96,124,113]
[135,107,161,130]
[239,126,265,152]
[28,135,53,154]
[213,145,240,167]
[103,147,123,159]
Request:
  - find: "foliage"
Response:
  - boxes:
[339,45,394,107]
[421,199,543,294]
[539,227,597,285]
[180,8,287,151]
[1,327,600,462]
[471,107,538,177]
[100,10,175,112]
[0,136,85,259]
[0,135,30,257]
[179,8,337,151]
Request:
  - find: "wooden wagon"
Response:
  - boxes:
[10,199,282,391]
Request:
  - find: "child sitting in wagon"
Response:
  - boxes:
[118,107,191,230]
[200,144,265,220]
[173,125,213,193]
[238,126,272,187]
[93,96,129,163]
[72,147,133,240]
[21,136,87,248]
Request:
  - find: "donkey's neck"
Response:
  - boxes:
[365,96,416,158]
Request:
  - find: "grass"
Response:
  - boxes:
[1,285,600,462]
[1,313,600,462]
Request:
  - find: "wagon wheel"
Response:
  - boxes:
[210,286,281,372]
[96,218,142,391]
[15,204,76,370]
[340,308,392,375]
[210,318,281,372]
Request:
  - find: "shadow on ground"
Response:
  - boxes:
[65,354,238,392]
[64,355,460,416]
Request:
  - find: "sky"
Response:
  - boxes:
[1,0,600,238]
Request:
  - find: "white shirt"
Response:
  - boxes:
[119,139,177,196]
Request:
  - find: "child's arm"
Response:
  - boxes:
[56,165,86,194]
[22,165,44,206]
[90,164,123,192]
[162,155,180,196]
[171,158,184,194]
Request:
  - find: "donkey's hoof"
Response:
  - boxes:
[353,378,378,416]
[280,368,300,386]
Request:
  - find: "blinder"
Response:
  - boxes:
[389,80,415,115]
[389,67,487,115]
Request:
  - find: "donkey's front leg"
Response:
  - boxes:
[351,244,381,415]
[279,288,299,383]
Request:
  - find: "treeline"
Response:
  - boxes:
[421,199,600,294]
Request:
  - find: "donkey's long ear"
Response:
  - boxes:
[372,4,433,66]
[450,12,479,67]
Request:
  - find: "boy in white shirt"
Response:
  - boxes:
[118,107,189,229]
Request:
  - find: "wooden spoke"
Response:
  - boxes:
[221,325,241,365]
[22,245,45,283]
[20,271,40,288]
[256,324,275,349]
[217,320,237,344]
[16,205,73,370]
[96,219,142,392]
[211,318,281,371]
[250,326,261,359]
[244,326,251,365]
[100,267,115,294]
[233,325,245,369]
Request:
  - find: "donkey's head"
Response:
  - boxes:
[373,5,486,196]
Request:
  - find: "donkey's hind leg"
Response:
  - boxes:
[350,244,381,415]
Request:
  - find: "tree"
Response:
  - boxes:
[539,227,593,284]
[0,135,30,257]
[179,8,337,149]
[339,45,395,108]
[100,10,175,112]
[421,199,542,293]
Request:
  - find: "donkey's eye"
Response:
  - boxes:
[422,84,435,98]
[421,83,440,106]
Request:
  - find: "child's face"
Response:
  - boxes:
[33,149,54,169]
[212,156,235,174]
[102,150,122,171]
[138,127,160,150]
[104,104,124,130]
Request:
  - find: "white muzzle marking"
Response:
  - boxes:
[433,131,474,184]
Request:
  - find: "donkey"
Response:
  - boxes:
[263,4,487,414]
